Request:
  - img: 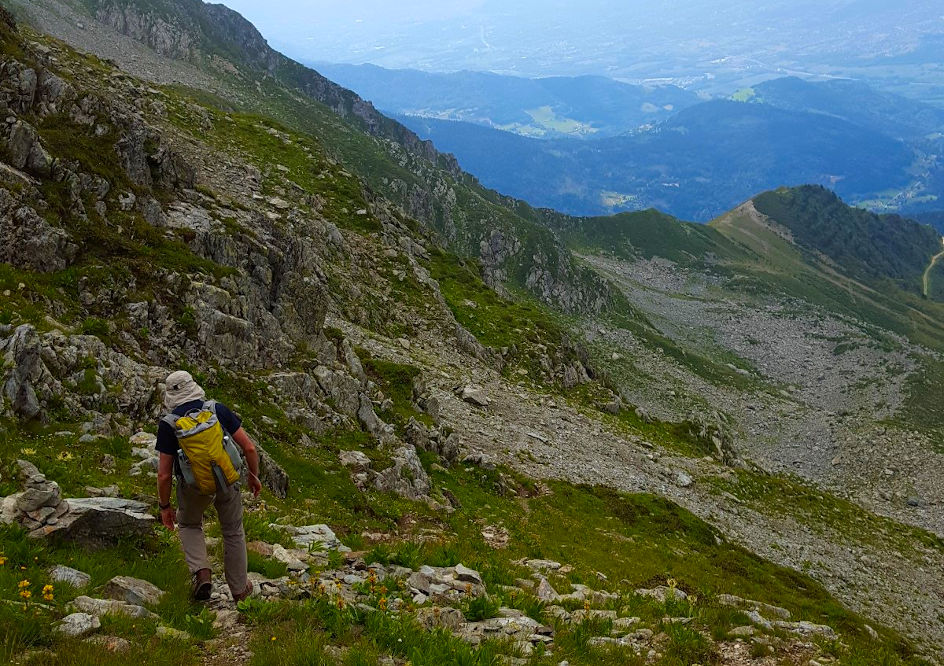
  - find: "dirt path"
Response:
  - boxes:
[922,237,944,297]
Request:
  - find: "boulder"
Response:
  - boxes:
[282,524,349,552]
[415,606,464,631]
[56,613,100,637]
[72,595,157,620]
[716,593,790,620]
[50,564,91,588]
[454,563,483,585]
[457,386,490,408]
[0,198,76,274]
[635,586,687,602]
[103,575,164,606]
[52,497,154,548]
[771,619,836,638]
[271,544,308,572]
[373,445,431,500]
[6,120,53,175]
[339,449,371,471]
[1,326,51,419]
[357,393,392,442]
[534,576,559,602]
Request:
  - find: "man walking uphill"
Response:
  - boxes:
[156,370,262,603]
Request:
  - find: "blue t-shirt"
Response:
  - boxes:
[156,400,242,456]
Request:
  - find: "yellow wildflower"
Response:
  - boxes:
[42,584,54,602]
[18,580,30,589]
[0,556,7,566]
[57,452,73,461]
[19,589,31,600]
[270,636,277,642]
[666,578,677,589]
[20,448,36,455]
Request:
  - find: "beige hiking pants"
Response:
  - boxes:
[176,480,248,597]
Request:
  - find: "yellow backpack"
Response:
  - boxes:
[162,401,243,495]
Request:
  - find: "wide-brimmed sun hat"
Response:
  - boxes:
[163,370,206,410]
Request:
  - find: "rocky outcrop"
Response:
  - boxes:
[255,446,289,499]
[0,324,165,421]
[372,445,431,501]
[0,189,77,272]
[0,460,154,547]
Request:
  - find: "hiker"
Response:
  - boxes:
[156,370,262,602]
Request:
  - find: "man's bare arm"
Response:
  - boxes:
[232,427,262,496]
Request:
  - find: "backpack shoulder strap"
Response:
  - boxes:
[161,413,180,429]
[202,400,218,415]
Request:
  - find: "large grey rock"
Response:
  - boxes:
[56,613,101,637]
[534,576,559,602]
[270,544,307,572]
[339,449,371,471]
[374,445,431,500]
[0,194,76,273]
[415,605,464,631]
[52,498,154,548]
[15,484,60,513]
[6,120,52,175]
[50,564,91,588]
[454,564,482,585]
[103,575,164,606]
[716,594,790,620]
[72,595,157,620]
[313,366,360,416]
[357,393,392,441]
[457,385,490,408]
[282,524,349,552]
[2,325,51,419]
[771,619,836,638]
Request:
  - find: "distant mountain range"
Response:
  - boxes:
[326,73,944,221]
[311,63,702,138]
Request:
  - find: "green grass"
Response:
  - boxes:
[708,469,944,556]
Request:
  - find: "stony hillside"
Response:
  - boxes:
[9,0,611,317]
[0,4,943,666]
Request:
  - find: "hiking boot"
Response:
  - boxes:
[232,581,253,603]
[191,568,212,601]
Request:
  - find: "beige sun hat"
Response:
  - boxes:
[163,370,206,410]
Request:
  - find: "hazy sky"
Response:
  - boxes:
[215,1,944,78]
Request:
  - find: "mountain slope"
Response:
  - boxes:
[748,76,944,140]
[2,4,944,663]
[751,185,942,286]
[9,0,611,315]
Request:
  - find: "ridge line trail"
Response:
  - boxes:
[922,236,944,297]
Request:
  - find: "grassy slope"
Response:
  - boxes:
[0,18,937,666]
[558,208,753,266]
